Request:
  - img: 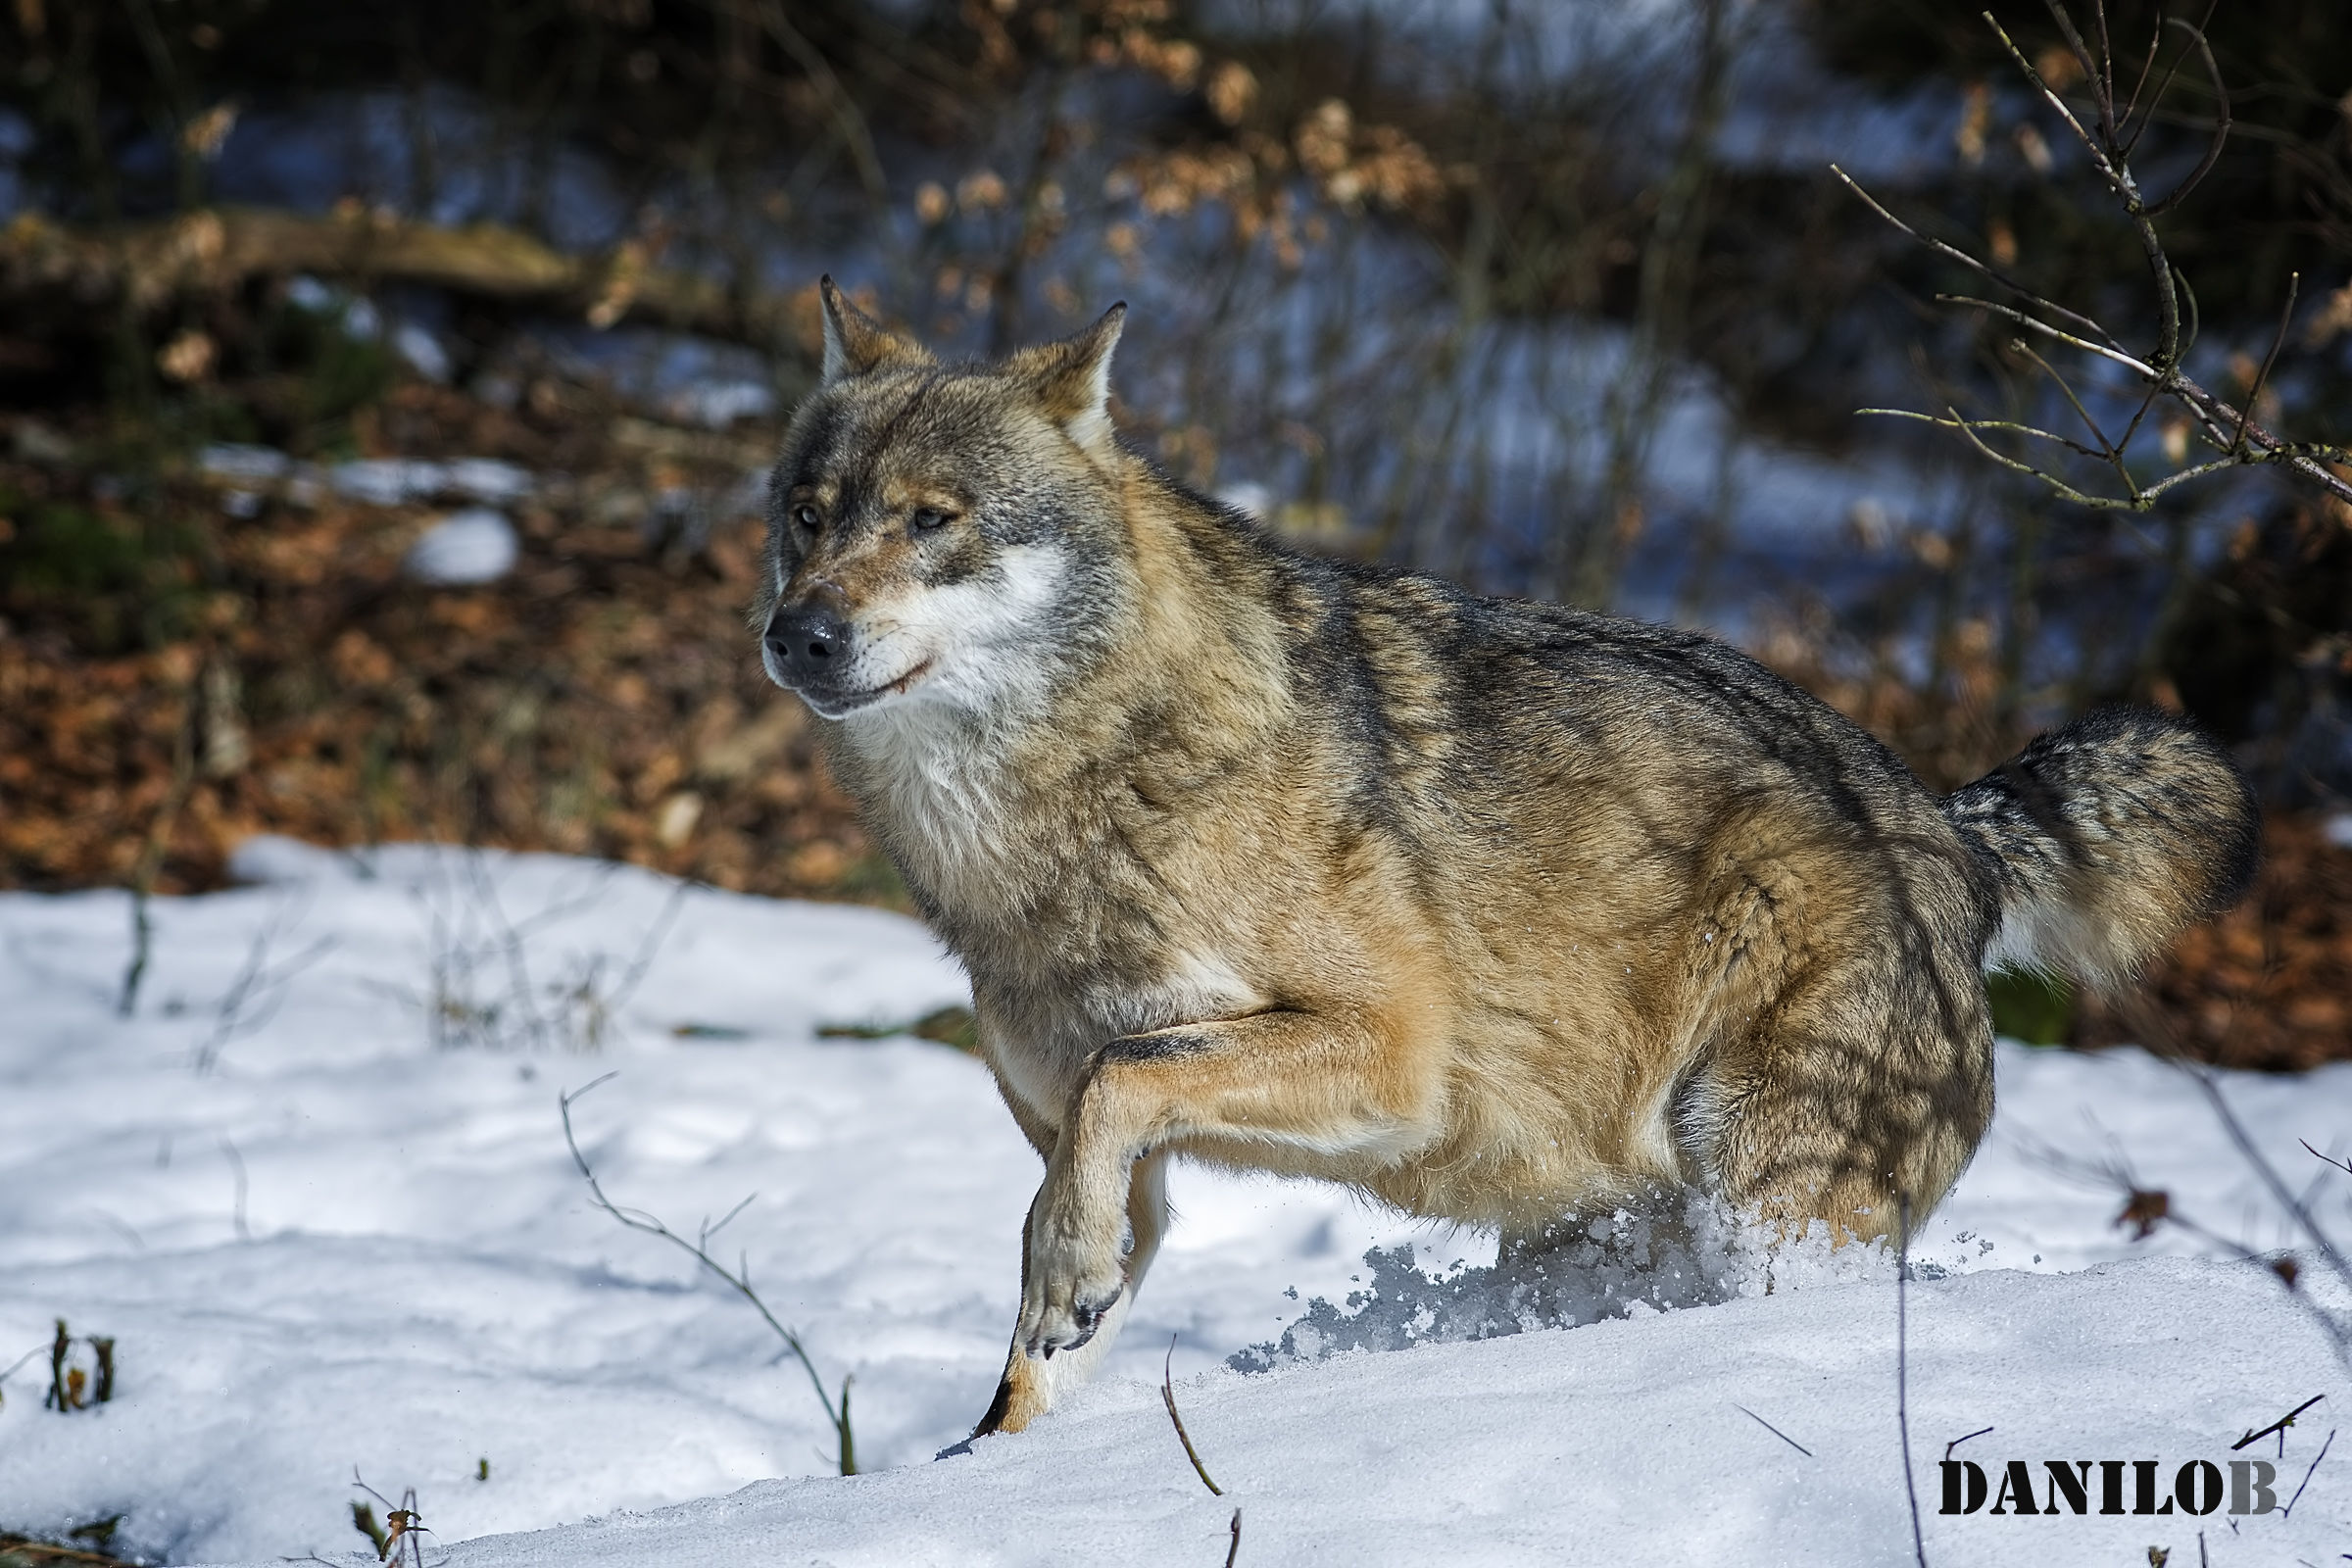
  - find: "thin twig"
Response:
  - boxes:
[220,1137,250,1242]
[1984,11,2127,196]
[2136,18,2230,219]
[2011,338,2139,500]
[1933,296,2154,376]
[1732,1402,1813,1457]
[2233,1395,2326,1451]
[1162,1336,1224,1495]
[118,674,200,1018]
[2282,1429,2331,1519]
[2230,272,2298,457]
[561,1074,857,1474]
[1840,2,2352,513]
[1944,1426,1993,1461]
[749,0,885,198]
[196,895,337,1073]
[612,879,693,1011]
[2040,0,2109,145]
[2030,1000,2352,1370]
[2121,1,2218,159]
[0,1339,50,1411]
[2116,8,2165,147]
[466,855,552,1051]
[2179,1063,2352,1301]
[1225,1508,1242,1568]
[1857,408,2109,463]
[1830,167,2116,348]
[2303,1142,2352,1178]
[1937,402,2141,510]
[1898,1196,1927,1568]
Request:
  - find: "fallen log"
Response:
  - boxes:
[0,206,823,355]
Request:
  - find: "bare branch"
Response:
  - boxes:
[1984,9,2185,366]
[2087,0,2115,125]
[196,893,337,1073]
[2177,1062,2352,1304]
[2129,456,2266,504]
[1161,1337,1225,1495]
[1897,1197,1926,1568]
[1732,1402,1814,1456]
[561,1075,858,1474]
[1984,12,2127,196]
[2116,9,2166,145]
[2231,1394,2325,1452]
[2283,1429,2333,1518]
[1936,402,2150,510]
[2304,1141,2352,1178]
[1833,167,2118,348]
[2122,0,2220,160]
[604,878,692,1019]
[1855,408,2110,463]
[2231,272,2300,457]
[749,0,885,199]
[1945,1425,1994,1461]
[1934,295,2154,376]
[2137,19,2230,219]
[2041,2,2112,145]
[2011,337,2138,499]
[2112,368,2169,458]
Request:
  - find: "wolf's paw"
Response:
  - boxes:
[1018,1227,1126,1359]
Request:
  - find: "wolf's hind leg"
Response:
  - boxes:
[972,1149,1169,1438]
[1699,956,1993,1246]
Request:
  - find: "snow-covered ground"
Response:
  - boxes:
[1,842,2344,1564]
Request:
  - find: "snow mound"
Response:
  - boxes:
[0,842,2346,1565]
[1235,1193,1895,1368]
[406,1257,2352,1568]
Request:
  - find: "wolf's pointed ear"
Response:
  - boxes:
[1007,303,1126,463]
[818,276,932,385]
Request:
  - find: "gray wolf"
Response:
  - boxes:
[753,279,2259,1438]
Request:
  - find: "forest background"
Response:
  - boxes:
[1,0,2347,1065]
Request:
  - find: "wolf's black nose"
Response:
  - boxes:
[765,604,851,683]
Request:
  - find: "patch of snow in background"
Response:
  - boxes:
[196,449,534,513]
[393,322,455,383]
[198,444,292,485]
[333,458,450,508]
[403,508,519,585]
[664,378,776,429]
[0,843,2343,1565]
[441,459,534,505]
[0,107,30,222]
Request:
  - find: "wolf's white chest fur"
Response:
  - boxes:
[849,704,1029,898]
[845,699,1261,1093]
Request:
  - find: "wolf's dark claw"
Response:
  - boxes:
[1063,1283,1123,1351]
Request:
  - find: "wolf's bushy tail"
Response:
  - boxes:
[1942,707,2259,987]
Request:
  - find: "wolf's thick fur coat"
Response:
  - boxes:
[755,283,2260,1438]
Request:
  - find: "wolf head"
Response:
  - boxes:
[755,280,1132,722]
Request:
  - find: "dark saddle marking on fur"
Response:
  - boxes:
[1097,1028,1216,1064]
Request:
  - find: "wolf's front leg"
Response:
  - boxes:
[1015,1006,1436,1362]
[976,1151,1168,1437]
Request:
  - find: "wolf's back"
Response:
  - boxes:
[1941,707,2258,985]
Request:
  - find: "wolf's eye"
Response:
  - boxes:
[793,504,820,531]
[910,507,953,532]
